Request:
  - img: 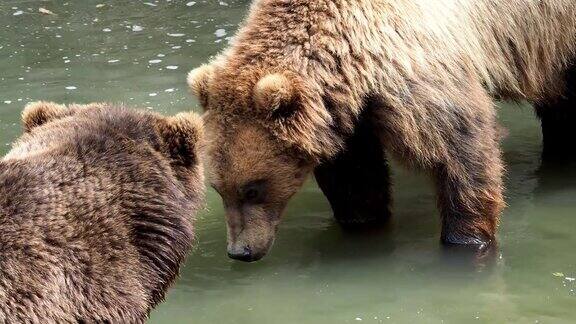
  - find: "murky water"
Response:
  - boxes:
[1,1,576,323]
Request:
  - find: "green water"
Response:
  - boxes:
[1,1,576,323]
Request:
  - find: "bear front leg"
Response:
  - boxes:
[375,80,504,248]
[435,143,504,248]
[535,65,576,161]
[433,111,504,248]
[314,112,392,227]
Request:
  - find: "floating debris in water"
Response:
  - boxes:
[215,29,227,38]
[553,272,565,277]
[167,33,185,37]
[65,86,77,90]
[131,25,144,32]
[166,65,178,70]
[186,2,197,6]
[39,8,56,15]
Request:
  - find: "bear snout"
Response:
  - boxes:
[227,245,268,262]
[227,245,252,262]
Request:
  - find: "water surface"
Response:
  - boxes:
[1,1,575,323]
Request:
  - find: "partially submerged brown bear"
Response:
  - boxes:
[0,102,204,322]
[188,0,576,261]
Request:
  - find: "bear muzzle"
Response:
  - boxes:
[227,244,268,262]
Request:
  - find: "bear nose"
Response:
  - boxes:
[227,246,254,262]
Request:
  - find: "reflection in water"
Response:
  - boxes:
[1,1,576,323]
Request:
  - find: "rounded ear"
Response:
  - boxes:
[157,112,204,167]
[253,73,297,117]
[187,64,214,110]
[22,101,72,132]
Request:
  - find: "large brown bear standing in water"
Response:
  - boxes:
[188,0,576,262]
[0,102,204,322]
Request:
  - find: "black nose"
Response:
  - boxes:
[227,246,255,262]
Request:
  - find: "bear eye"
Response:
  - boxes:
[240,179,268,204]
[245,188,258,200]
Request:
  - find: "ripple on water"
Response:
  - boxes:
[215,29,227,38]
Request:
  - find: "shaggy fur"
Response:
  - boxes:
[189,0,576,260]
[0,102,205,322]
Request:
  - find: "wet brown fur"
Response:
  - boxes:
[189,0,576,255]
[0,102,205,322]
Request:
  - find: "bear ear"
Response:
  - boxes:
[157,112,204,167]
[22,101,72,132]
[254,73,298,118]
[187,64,214,110]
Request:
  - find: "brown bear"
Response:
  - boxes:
[0,102,204,322]
[188,0,576,261]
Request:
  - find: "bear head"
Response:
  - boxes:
[188,64,340,262]
[19,101,205,201]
